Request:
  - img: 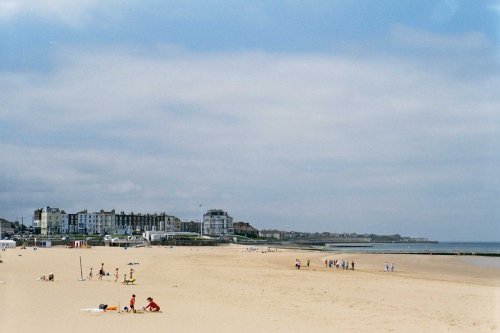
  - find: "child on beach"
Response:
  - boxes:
[88,268,93,280]
[129,294,136,313]
[114,268,119,282]
[144,297,160,312]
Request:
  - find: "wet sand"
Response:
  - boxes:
[0,245,498,332]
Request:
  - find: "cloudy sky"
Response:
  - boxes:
[1,1,499,241]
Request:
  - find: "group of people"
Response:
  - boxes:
[125,294,160,312]
[39,272,55,281]
[88,262,132,282]
[324,259,355,270]
[384,262,395,272]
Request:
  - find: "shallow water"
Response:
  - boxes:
[460,256,500,269]
[323,242,500,255]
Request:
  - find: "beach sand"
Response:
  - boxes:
[0,245,498,332]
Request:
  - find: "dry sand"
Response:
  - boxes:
[0,245,499,332]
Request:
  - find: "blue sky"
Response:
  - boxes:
[1,1,499,240]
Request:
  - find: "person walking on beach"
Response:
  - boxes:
[351,261,355,270]
[114,268,119,282]
[129,294,136,313]
[99,263,105,280]
[88,267,93,280]
[384,262,389,272]
[307,259,310,267]
[129,268,134,280]
[390,263,394,272]
[144,297,160,312]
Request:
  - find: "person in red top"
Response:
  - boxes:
[129,294,136,313]
[144,297,160,312]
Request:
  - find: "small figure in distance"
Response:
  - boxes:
[99,263,105,280]
[114,268,119,282]
[129,294,136,313]
[143,297,160,312]
[48,272,54,281]
[351,260,355,270]
[88,267,93,280]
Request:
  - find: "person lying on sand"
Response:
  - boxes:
[143,297,160,312]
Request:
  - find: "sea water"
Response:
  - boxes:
[324,242,500,255]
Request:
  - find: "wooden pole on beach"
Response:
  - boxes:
[78,256,86,281]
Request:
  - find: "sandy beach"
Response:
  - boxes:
[0,245,498,332]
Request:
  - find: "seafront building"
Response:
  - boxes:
[233,222,259,237]
[39,207,65,235]
[33,207,235,237]
[203,209,234,236]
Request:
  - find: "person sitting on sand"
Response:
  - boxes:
[40,274,46,281]
[143,297,160,312]
[48,273,54,281]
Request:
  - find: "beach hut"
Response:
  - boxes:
[0,240,16,249]
[40,240,52,248]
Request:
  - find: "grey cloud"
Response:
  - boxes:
[1,45,499,240]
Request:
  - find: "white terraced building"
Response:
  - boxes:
[34,207,183,236]
[40,206,65,235]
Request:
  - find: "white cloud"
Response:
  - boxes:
[1,39,499,240]
[0,0,115,26]
[391,25,490,51]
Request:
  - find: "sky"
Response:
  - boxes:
[1,0,499,241]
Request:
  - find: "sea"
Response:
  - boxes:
[322,242,500,268]
[323,242,500,255]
